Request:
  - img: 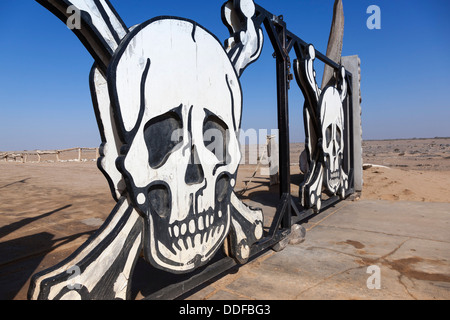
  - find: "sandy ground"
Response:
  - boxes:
[0,138,449,299]
[240,138,450,203]
[361,138,450,203]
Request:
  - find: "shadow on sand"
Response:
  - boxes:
[0,205,94,300]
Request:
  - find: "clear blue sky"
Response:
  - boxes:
[0,0,449,151]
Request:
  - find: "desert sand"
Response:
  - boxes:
[361,138,450,203]
[0,138,449,299]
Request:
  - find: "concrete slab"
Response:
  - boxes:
[315,200,450,242]
[184,199,450,300]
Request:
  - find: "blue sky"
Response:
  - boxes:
[0,0,449,151]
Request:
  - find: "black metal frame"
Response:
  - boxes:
[144,3,355,300]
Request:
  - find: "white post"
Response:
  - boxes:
[341,55,363,192]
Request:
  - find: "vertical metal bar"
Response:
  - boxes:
[275,21,291,230]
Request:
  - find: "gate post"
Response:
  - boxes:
[341,55,363,193]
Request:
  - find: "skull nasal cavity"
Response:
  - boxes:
[185,145,204,185]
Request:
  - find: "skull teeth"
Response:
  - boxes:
[328,170,342,189]
[165,224,225,256]
[167,210,224,250]
[189,219,195,233]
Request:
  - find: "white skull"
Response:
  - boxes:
[319,86,344,194]
[108,18,242,273]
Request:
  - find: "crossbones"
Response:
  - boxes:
[294,44,349,213]
[29,0,264,300]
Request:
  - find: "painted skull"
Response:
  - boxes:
[319,82,345,194]
[108,18,243,273]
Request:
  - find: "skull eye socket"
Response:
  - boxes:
[203,115,229,163]
[144,111,183,169]
[336,126,342,147]
[325,125,332,148]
